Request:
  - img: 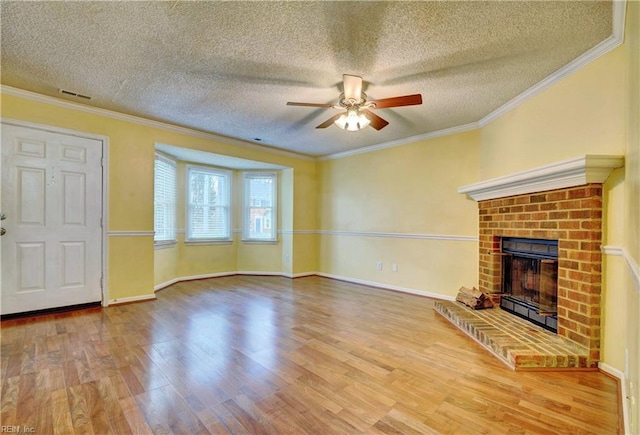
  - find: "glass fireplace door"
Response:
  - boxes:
[500,238,558,332]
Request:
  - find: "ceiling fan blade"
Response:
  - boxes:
[316,113,343,129]
[361,109,389,130]
[287,101,334,108]
[370,94,423,109]
[343,74,363,101]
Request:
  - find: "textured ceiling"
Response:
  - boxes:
[1,1,613,158]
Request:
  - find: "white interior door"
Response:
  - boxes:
[1,123,103,315]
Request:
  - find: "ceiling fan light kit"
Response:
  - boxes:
[334,108,371,131]
[287,74,423,132]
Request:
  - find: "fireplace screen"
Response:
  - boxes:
[501,238,558,332]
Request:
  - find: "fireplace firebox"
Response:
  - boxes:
[500,237,558,332]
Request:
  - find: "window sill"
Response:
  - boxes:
[241,239,278,245]
[185,239,233,246]
[154,240,177,250]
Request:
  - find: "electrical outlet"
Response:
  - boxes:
[376,261,383,270]
[392,264,398,272]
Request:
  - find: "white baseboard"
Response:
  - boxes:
[599,362,629,435]
[107,294,157,306]
[154,272,237,291]
[289,272,318,279]
[236,271,288,277]
[315,272,457,301]
[154,270,319,291]
[154,270,455,302]
[154,277,181,291]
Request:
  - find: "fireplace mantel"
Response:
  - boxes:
[458,155,624,201]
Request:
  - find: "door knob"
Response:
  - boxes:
[0,228,5,236]
[0,213,5,220]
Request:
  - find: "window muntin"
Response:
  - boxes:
[187,166,232,241]
[154,153,177,244]
[243,172,277,241]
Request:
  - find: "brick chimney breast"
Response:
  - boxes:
[459,156,623,367]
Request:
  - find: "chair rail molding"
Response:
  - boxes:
[602,245,640,291]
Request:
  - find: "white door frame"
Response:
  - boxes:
[1,118,109,307]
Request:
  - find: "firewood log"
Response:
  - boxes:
[455,286,493,309]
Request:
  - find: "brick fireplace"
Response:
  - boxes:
[450,155,624,369]
[478,184,603,365]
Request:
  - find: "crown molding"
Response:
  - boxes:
[458,155,624,201]
[612,0,627,42]
[0,85,314,162]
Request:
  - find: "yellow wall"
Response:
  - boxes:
[175,240,238,277]
[480,49,627,179]
[108,237,154,301]
[154,245,178,287]
[291,165,319,275]
[317,130,481,297]
[280,168,294,276]
[602,167,628,378]
[623,1,640,430]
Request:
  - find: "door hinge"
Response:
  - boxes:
[100,277,104,289]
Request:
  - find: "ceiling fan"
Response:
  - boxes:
[287,74,423,131]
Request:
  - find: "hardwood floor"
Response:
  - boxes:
[1,276,620,434]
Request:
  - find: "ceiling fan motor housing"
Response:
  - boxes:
[338,92,368,108]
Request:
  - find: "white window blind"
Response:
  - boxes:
[243,172,277,241]
[187,166,231,240]
[154,153,176,243]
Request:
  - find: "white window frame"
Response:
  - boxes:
[243,171,277,242]
[154,152,177,247]
[186,165,232,243]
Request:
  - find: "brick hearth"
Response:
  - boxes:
[478,184,603,367]
[433,300,590,370]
